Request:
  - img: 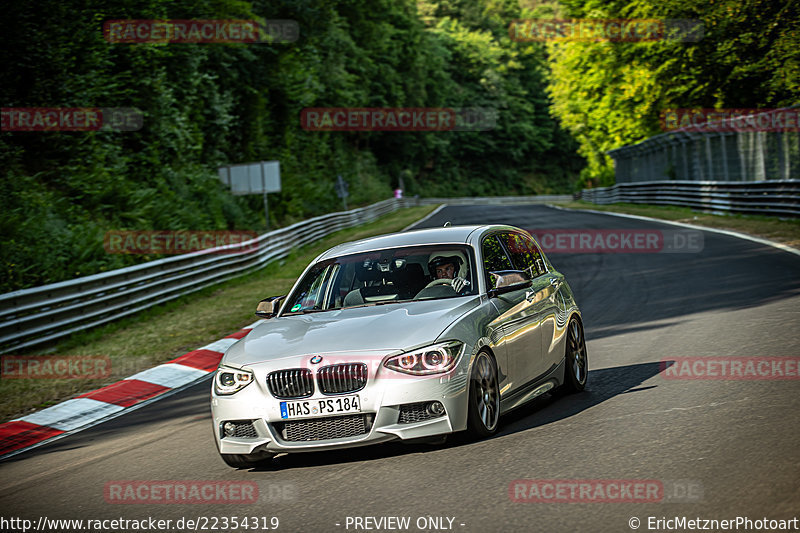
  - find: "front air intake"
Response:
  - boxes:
[317,363,368,395]
[266,368,314,399]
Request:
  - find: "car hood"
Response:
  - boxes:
[223,297,481,367]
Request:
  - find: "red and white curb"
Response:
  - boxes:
[0,319,265,460]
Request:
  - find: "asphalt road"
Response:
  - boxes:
[2,204,799,533]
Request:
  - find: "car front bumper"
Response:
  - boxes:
[211,360,471,455]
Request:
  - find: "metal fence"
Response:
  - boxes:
[0,198,405,353]
[581,180,800,217]
[0,194,572,353]
[607,107,800,183]
[416,194,570,205]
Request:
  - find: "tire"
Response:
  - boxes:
[562,318,588,393]
[467,351,500,437]
[219,452,275,469]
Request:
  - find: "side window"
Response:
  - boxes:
[482,235,514,289]
[501,232,546,278]
[529,236,547,276]
[336,262,356,306]
[287,263,336,312]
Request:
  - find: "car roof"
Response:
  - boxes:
[318,224,516,260]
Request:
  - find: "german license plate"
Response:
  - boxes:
[280,395,360,419]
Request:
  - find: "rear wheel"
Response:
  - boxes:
[219,452,275,469]
[562,318,588,392]
[467,351,500,437]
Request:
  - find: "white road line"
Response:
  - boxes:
[403,204,447,231]
[547,204,800,258]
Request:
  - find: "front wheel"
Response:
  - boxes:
[562,318,588,393]
[467,351,500,437]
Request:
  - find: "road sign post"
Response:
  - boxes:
[335,174,349,211]
[218,161,281,229]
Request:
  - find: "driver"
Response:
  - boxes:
[427,253,469,292]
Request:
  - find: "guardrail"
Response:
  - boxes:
[0,194,573,353]
[580,180,800,217]
[416,194,571,205]
[0,198,406,352]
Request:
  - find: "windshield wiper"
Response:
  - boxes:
[338,300,400,310]
[373,299,414,305]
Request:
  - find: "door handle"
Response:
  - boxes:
[525,290,535,302]
[549,278,560,301]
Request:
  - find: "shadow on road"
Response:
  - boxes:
[246,361,664,472]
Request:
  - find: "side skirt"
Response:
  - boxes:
[499,357,566,415]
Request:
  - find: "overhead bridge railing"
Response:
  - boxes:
[0,198,403,353]
[581,180,800,217]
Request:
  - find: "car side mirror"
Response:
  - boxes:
[487,270,532,298]
[256,295,286,318]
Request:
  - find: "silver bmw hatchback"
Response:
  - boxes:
[211,224,587,468]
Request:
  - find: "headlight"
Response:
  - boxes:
[214,366,254,395]
[384,341,464,375]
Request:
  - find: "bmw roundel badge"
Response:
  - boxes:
[310,355,323,364]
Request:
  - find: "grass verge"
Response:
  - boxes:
[1,205,439,423]
[554,201,800,250]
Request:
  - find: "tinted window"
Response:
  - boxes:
[482,235,514,289]
[500,232,546,278]
[284,244,478,313]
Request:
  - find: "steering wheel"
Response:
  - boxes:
[422,278,455,290]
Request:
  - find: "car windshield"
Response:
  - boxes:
[283,244,477,314]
